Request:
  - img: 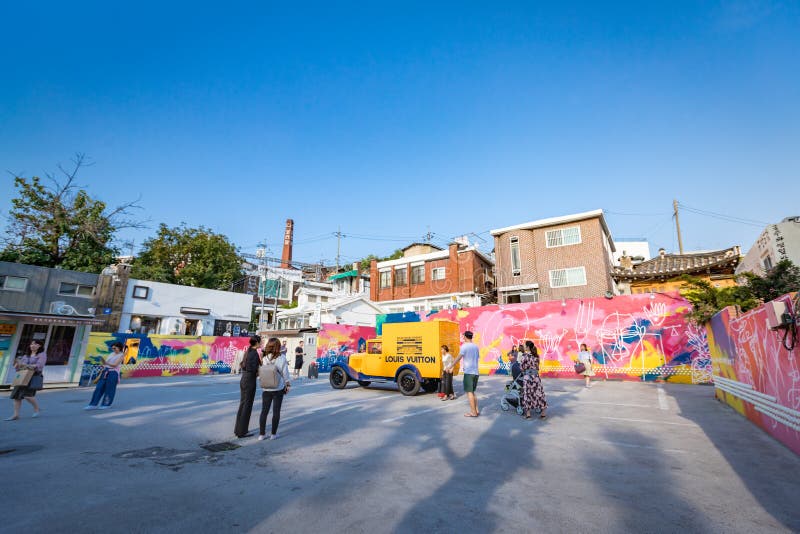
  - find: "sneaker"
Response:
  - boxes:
[269,434,279,440]
[258,435,266,441]
[4,416,19,421]
[32,412,39,418]
[98,405,111,410]
[84,405,97,411]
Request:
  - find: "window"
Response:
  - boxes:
[411,265,425,284]
[546,226,582,248]
[506,290,539,303]
[510,237,521,276]
[431,267,445,281]
[58,282,96,297]
[763,256,773,270]
[394,267,407,286]
[0,275,28,291]
[132,285,150,299]
[549,267,587,288]
[379,271,391,288]
[129,315,160,334]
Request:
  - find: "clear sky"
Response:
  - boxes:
[2,1,798,267]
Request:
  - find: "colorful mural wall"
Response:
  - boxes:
[707,294,800,456]
[379,293,710,384]
[315,324,376,373]
[82,333,250,382]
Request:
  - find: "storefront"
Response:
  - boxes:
[0,311,102,387]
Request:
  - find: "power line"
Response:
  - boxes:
[604,209,671,217]
[677,203,769,228]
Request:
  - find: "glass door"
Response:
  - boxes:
[47,326,76,366]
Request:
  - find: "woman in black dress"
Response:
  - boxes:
[234,335,262,438]
[520,340,547,419]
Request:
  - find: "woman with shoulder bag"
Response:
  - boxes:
[577,343,596,388]
[6,340,47,421]
[234,335,262,438]
[258,337,291,441]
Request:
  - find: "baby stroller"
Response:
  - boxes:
[500,374,524,415]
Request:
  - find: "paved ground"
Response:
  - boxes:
[1,374,799,533]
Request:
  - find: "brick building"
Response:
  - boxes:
[491,209,616,303]
[370,242,495,313]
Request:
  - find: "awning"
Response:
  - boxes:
[328,269,358,281]
[0,311,104,326]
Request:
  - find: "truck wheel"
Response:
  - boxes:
[357,380,371,387]
[422,380,439,393]
[397,369,421,396]
[330,367,348,389]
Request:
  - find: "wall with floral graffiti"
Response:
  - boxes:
[315,324,376,373]
[378,293,711,384]
[707,294,800,456]
[82,333,250,382]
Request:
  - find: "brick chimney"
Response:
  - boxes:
[281,219,294,268]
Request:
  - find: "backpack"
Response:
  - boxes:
[259,356,283,389]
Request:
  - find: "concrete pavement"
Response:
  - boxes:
[1,374,798,533]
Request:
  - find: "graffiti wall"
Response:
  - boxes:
[316,324,376,373]
[82,333,250,382]
[379,293,710,383]
[707,294,800,456]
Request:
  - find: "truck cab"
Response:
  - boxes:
[329,320,461,396]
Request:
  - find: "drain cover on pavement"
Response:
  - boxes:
[201,441,240,453]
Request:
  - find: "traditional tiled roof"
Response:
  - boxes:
[612,246,741,281]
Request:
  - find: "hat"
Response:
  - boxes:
[463,331,473,339]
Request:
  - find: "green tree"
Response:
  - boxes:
[358,249,404,270]
[680,275,759,324]
[0,154,142,273]
[132,223,243,289]
[740,259,800,303]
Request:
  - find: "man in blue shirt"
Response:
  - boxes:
[451,331,480,417]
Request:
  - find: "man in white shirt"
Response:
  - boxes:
[450,331,480,417]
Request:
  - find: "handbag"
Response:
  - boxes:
[574,361,586,374]
[12,368,34,387]
[29,373,44,390]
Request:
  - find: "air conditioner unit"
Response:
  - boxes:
[50,301,77,315]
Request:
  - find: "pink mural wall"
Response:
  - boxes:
[707,294,800,456]
[83,333,251,380]
[384,293,709,383]
[316,324,377,373]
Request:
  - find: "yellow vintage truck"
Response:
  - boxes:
[329,320,461,396]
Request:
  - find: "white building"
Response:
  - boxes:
[276,281,384,330]
[737,216,800,276]
[120,279,253,336]
[612,238,651,266]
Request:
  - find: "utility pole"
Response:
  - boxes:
[273,275,282,330]
[334,226,344,271]
[673,199,684,254]
[256,242,267,333]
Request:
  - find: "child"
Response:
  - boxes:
[439,345,455,400]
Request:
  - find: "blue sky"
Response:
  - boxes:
[2,1,798,266]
